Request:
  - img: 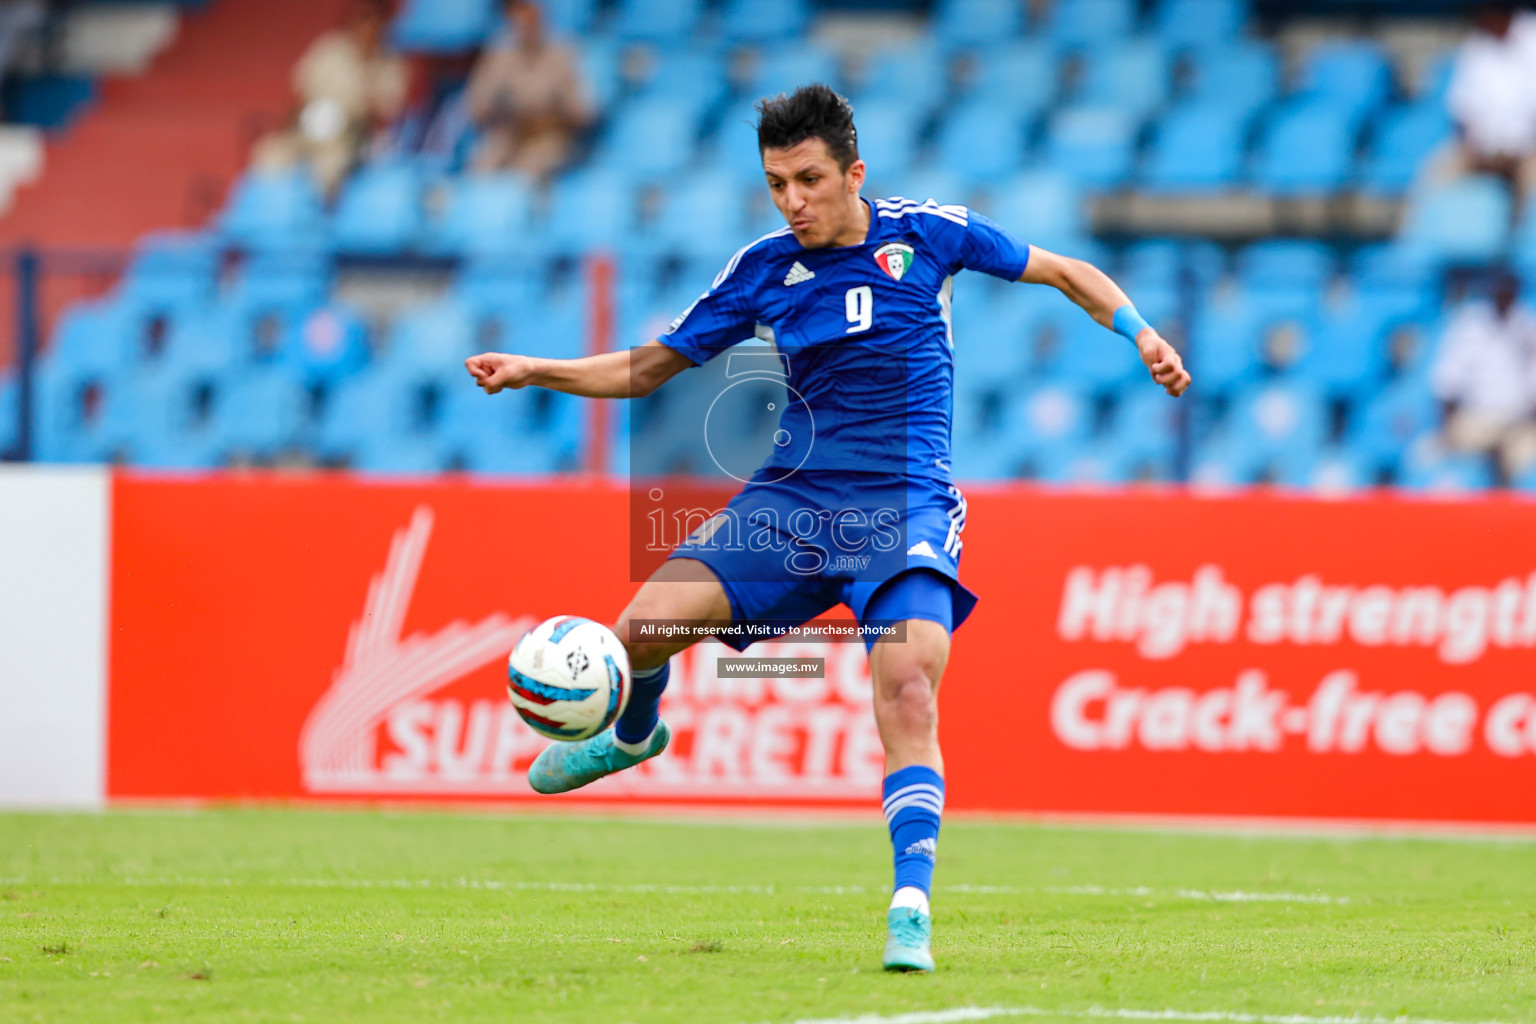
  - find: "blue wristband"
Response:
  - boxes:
[1112,304,1151,342]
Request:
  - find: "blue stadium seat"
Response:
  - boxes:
[1044,308,1143,389]
[742,46,843,100]
[455,256,544,314]
[1188,432,1268,488]
[330,163,423,254]
[1360,101,1453,195]
[935,100,1029,184]
[1298,291,1397,400]
[1252,100,1357,195]
[1153,0,1247,48]
[1236,240,1335,289]
[94,363,176,461]
[117,231,218,309]
[1227,380,1328,463]
[1186,293,1263,393]
[595,97,706,179]
[1108,384,1181,463]
[720,0,809,44]
[543,0,598,36]
[1349,242,1441,299]
[1000,381,1092,463]
[984,170,1087,252]
[209,365,309,457]
[1183,41,1280,114]
[856,43,948,116]
[1296,40,1392,128]
[506,290,587,361]
[950,439,1021,480]
[1035,439,1138,486]
[316,370,417,463]
[932,0,1026,48]
[577,36,625,113]
[1348,374,1437,475]
[545,169,639,250]
[424,173,536,257]
[93,362,223,468]
[612,0,704,42]
[155,306,244,380]
[1114,269,1179,327]
[381,297,478,383]
[281,304,370,387]
[634,50,731,111]
[1141,102,1247,192]
[352,434,452,475]
[1277,446,1376,495]
[391,0,496,52]
[217,169,324,250]
[1121,237,1225,287]
[954,284,1050,381]
[1045,106,1137,190]
[1043,0,1135,48]
[46,300,138,377]
[1399,175,1512,266]
[448,374,589,457]
[709,97,772,182]
[225,249,330,314]
[1397,438,1497,493]
[642,172,749,260]
[1078,38,1171,118]
[964,41,1058,116]
[847,100,924,176]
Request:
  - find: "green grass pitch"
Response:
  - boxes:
[2,809,1534,1024]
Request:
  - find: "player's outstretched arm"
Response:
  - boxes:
[464,341,692,399]
[1021,246,1191,397]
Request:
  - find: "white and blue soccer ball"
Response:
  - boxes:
[507,616,631,742]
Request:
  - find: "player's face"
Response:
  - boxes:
[762,138,867,249]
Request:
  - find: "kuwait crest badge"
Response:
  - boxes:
[873,242,915,281]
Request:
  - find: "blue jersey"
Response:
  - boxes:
[658,197,1031,483]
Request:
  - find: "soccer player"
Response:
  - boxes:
[465,84,1190,972]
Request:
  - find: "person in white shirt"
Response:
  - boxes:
[1434,4,1536,205]
[1431,271,1536,482]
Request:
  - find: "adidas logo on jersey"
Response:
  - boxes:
[906,541,938,559]
[783,261,815,286]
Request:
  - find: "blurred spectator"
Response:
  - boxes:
[1431,271,1536,482]
[0,1,44,115]
[252,0,411,196]
[465,0,591,179]
[1433,4,1536,205]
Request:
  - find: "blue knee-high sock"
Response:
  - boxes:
[883,765,945,903]
[614,661,669,744]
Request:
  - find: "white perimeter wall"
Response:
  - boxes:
[0,465,109,807]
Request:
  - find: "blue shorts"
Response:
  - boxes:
[666,470,978,652]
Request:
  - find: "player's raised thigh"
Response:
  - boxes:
[613,557,733,671]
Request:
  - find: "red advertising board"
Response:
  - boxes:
[109,474,1536,823]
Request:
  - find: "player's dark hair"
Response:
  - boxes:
[755,84,860,171]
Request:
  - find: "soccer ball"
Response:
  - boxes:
[507,616,632,742]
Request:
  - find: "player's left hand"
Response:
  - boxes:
[1136,331,1191,397]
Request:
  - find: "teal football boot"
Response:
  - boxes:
[527,721,671,795]
[882,906,935,972]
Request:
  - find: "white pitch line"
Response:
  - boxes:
[0,876,1351,904]
[1038,885,1347,905]
[773,1005,1523,1024]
